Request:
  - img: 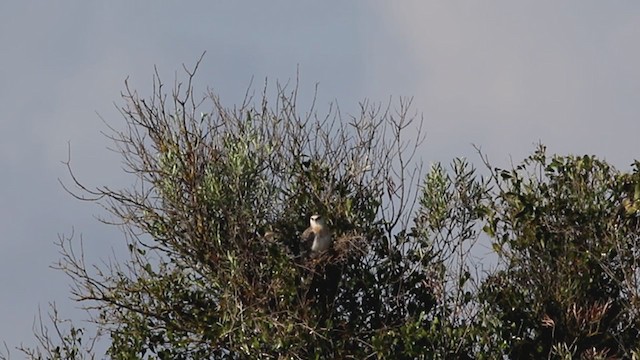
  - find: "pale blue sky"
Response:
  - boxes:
[2,1,639,351]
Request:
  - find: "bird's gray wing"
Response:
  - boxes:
[300,227,316,257]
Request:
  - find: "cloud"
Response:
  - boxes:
[369,2,640,167]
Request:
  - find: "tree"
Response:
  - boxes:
[9,57,447,359]
[5,57,640,359]
[479,146,640,359]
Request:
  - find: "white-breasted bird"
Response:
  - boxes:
[301,214,332,255]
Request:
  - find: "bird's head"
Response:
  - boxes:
[310,214,326,228]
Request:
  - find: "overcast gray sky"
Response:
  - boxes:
[2,1,639,352]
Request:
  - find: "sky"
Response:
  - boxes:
[1,1,640,353]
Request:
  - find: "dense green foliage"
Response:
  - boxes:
[7,64,640,359]
[480,149,640,358]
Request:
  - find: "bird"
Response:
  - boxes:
[301,214,332,256]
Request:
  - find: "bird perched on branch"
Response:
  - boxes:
[301,214,332,256]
